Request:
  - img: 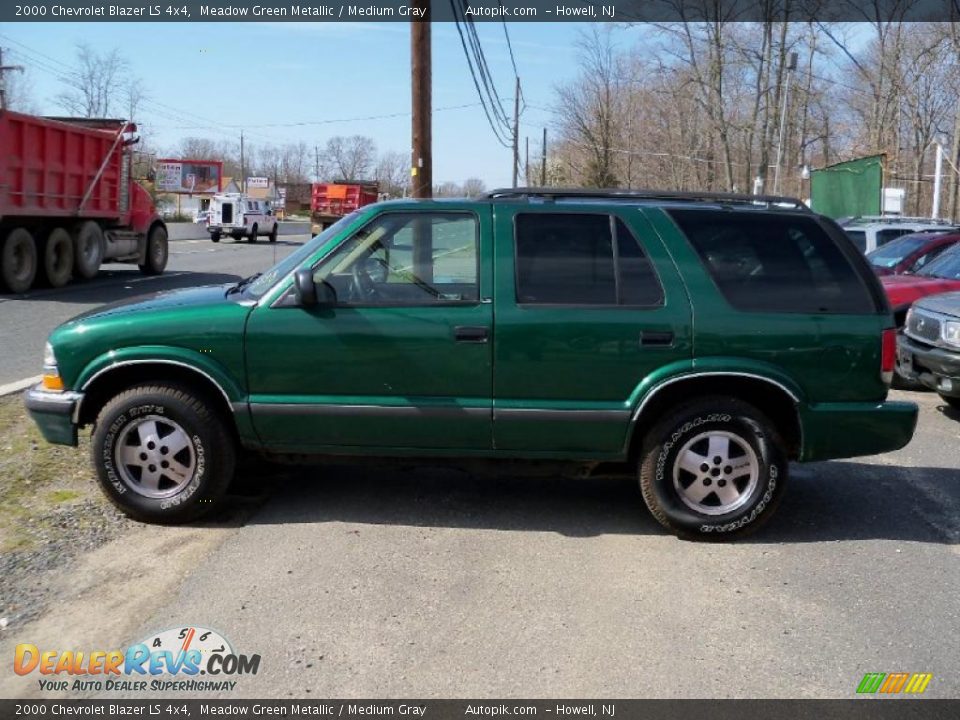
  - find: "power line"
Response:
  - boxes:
[501,21,519,79]
[450,0,512,148]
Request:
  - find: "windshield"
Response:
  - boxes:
[865,234,930,268]
[244,211,365,298]
[917,244,960,279]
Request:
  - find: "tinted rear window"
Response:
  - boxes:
[669,209,874,314]
[515,213,663,306]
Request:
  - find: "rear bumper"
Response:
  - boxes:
[898,335,960,398]
[799,400,918,461]
[23,385,82,446]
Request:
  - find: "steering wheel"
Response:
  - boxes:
[350,257,385,302]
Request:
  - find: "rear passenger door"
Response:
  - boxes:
[491,206,693,455]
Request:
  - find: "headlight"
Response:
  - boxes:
[943,320,960,349]
[41,342,64,392]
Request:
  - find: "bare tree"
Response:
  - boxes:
[461,178,487,197]
[374,151,410,198]
[554,28,623,187]
[56,44,129,117]
[325,136,376,181]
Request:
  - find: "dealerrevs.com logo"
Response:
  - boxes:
[14,626,260,693]
[856,672,933,695]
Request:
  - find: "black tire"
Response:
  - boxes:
[211,232,221,244]
[91,384,236,523]
[247,224,258,243]
[639,397,787,540]
[268,223,278,243]
[1,227,38,293]
[41,227,74,288]
[940,394,960,411]
[73,221,104,280]
[139,224,168,275]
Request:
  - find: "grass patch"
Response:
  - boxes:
[0,395,96,552]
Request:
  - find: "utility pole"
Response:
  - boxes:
[511,76,521,187]
[410,2,432,198]
[541,127,547,186]
[773,52,798,195]
[0,47,25,110]
[932,141,944,219]
[524,137,529,186]
[314,145,321,181]
[240,130,246,194]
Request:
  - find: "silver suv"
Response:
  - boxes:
[841,216,958,253]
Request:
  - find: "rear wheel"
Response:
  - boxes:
[247,224,258,243]
[940,394,960,411]
[1,227,38,293]
[139,224,168,275]
[91,384,236,523]
[211,232,221,244]
[41,227,74,288]
[639,397,787,540]
[73,221,104,280]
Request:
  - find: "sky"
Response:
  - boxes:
[1,21,605,188]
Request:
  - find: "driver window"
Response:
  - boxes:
[313,212,478,305]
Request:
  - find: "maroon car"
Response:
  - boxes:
[866,231,960,276]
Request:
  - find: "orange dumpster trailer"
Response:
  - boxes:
[0,110,168,293]
[310,182,379,235]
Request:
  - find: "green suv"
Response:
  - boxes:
[24,189,918,538]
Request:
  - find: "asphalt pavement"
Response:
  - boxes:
[0,237,957,699]
[0,236,308,386]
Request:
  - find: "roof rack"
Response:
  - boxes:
[844,215,956,225]
[485,187,810,211]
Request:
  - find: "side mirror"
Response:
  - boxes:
[294,268,317,306]
[294,269,337,307]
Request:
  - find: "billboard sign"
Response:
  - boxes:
[156,159,223,194]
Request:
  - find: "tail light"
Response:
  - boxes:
[881,327,896,385]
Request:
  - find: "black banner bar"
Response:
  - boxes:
[1,700,959,720]
[3,0,960,23]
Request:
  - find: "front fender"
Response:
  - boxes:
[75,345,245,404]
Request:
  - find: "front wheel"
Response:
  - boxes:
[139,225,168,275]
[639,397,787,540]
[247,224,258,243]
[91,384,236,523]
[211,232,221,244]
[268,223,278,243]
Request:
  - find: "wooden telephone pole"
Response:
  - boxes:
[411,1,432,199]
[0,47,25,110]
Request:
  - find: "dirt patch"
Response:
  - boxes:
[0,395,137,628]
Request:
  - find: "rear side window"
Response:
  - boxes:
[515,213,663,306]
[845,230,866,252]
[669,209,874,314]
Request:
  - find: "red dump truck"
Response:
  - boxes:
[310,182,379,235]
[0,110,168,293]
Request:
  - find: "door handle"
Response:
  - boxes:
[454,326,489,343]
[640,330,674,347]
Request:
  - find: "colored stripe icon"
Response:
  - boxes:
[857,673,932,694]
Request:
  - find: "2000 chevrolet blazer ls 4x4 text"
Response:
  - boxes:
[24,189,918,539]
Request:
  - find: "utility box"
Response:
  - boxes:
[883,187,906,215]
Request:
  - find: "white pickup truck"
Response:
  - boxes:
[207,193,278,243]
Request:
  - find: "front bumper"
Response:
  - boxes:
[798,400,918,461]
[897,335,960,398]
[23,385,83,446]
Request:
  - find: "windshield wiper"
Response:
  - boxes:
[227,273,262,295]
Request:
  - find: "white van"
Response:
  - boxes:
[208,193,278,243]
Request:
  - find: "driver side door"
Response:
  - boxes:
[244,207,494,452]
